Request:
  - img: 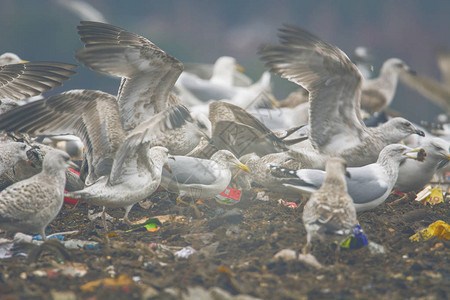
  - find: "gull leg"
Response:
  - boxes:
[176,195,190,206]
[123,204,134,225]
[40,228,47,241]
[101,206,108,232]
[302,233,312,254]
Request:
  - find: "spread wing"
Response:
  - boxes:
[0,62,77,101]
[0,89,126,182]
[259,25,367,153]
[76,21,184,130]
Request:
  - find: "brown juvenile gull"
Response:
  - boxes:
[301,157,357,262]
[160,150,249,202]
[208,101,306,157]
[0,60,77,101]
[0,141,31,177]
[0,149,76,240]
[270,144,421,212]
[66,146,170,225]
[75,21,184,131]
[259,25,425,167]
[360,58,415,114]
[0,90,208,185]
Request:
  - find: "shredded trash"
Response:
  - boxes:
[340,224,368,249]
[175,246,196,259]
[415,186,444,205]
[216,187,242,205]
[409,220,450,241]
[278,199,298,208]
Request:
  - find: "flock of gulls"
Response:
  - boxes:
[0,21,449,263]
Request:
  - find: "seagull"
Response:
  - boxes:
[270,144,422,211]
[259,25,425,167]
[0,52,27,65]
[75,21,185,131]
[302,157,357,262]
[0,149,76,240]
[160,150,249,202]
[395,137,450,193]
[0,60,77,102]
[0,141,31,177]
[360,58,415,114]
[208,101,306,157]
[176,56,252,104]
[66,146,170,225]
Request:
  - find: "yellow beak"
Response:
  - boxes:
[234,162,250,173]
[20,60,29,64]
[235,64,245,73]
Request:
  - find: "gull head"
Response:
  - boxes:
[427,138,450,165]
[383,118,425,141]
[191,111,212,139]
[383,58,416,75]
[212,150,250,173]
[43,149,78,173]
[378,144,423,164]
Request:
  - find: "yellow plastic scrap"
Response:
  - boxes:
[81,274,133,292]
[415,187,444,205]
[409,220,450,242]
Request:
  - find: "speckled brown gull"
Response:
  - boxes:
[0,61,77,101]
[0,149,76,240]
[75,21,184,131]
[0,90,208,185]
[302,157,357,259]
[259,25,425,167]
[0,141,30,177]
[66,146,170,224]
[360,58,414,114]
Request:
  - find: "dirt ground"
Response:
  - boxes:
[0,189,448,300]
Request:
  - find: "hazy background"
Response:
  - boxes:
[0,0,449,122]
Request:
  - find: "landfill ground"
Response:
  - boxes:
[0,188,448,300]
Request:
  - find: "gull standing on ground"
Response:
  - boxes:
[302,157,357,262]
[160,150,249,202]
[259,25,425,167]
[270,144,422,211]
[0,150,76,240]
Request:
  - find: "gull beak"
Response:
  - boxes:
[442,153,450,160]
[415,129,425,137]
[168,155,176,161]
[407,68,417,76]
[20,60,29,64]
[68,160,79,169]
[234,162,250,173]
[164,162,172,174]
[404,148,426,161]
[235,64,245,73]
[269,96,279,108]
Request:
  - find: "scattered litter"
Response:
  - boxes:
[256,191,269,201]
[63,239,101,250]
[81,274,134,292]
[126,218,161,233]
[367,241,386,254]
[298,253,324,269]
[340,225,368,250]
[415,187,444,205]
[216,186,242,205]
[33,234,65,241]
[175,246,196,259]
[273,249,297,261]
[0,240,14,259]
[278,199,297,209]
[409,220,450,241]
